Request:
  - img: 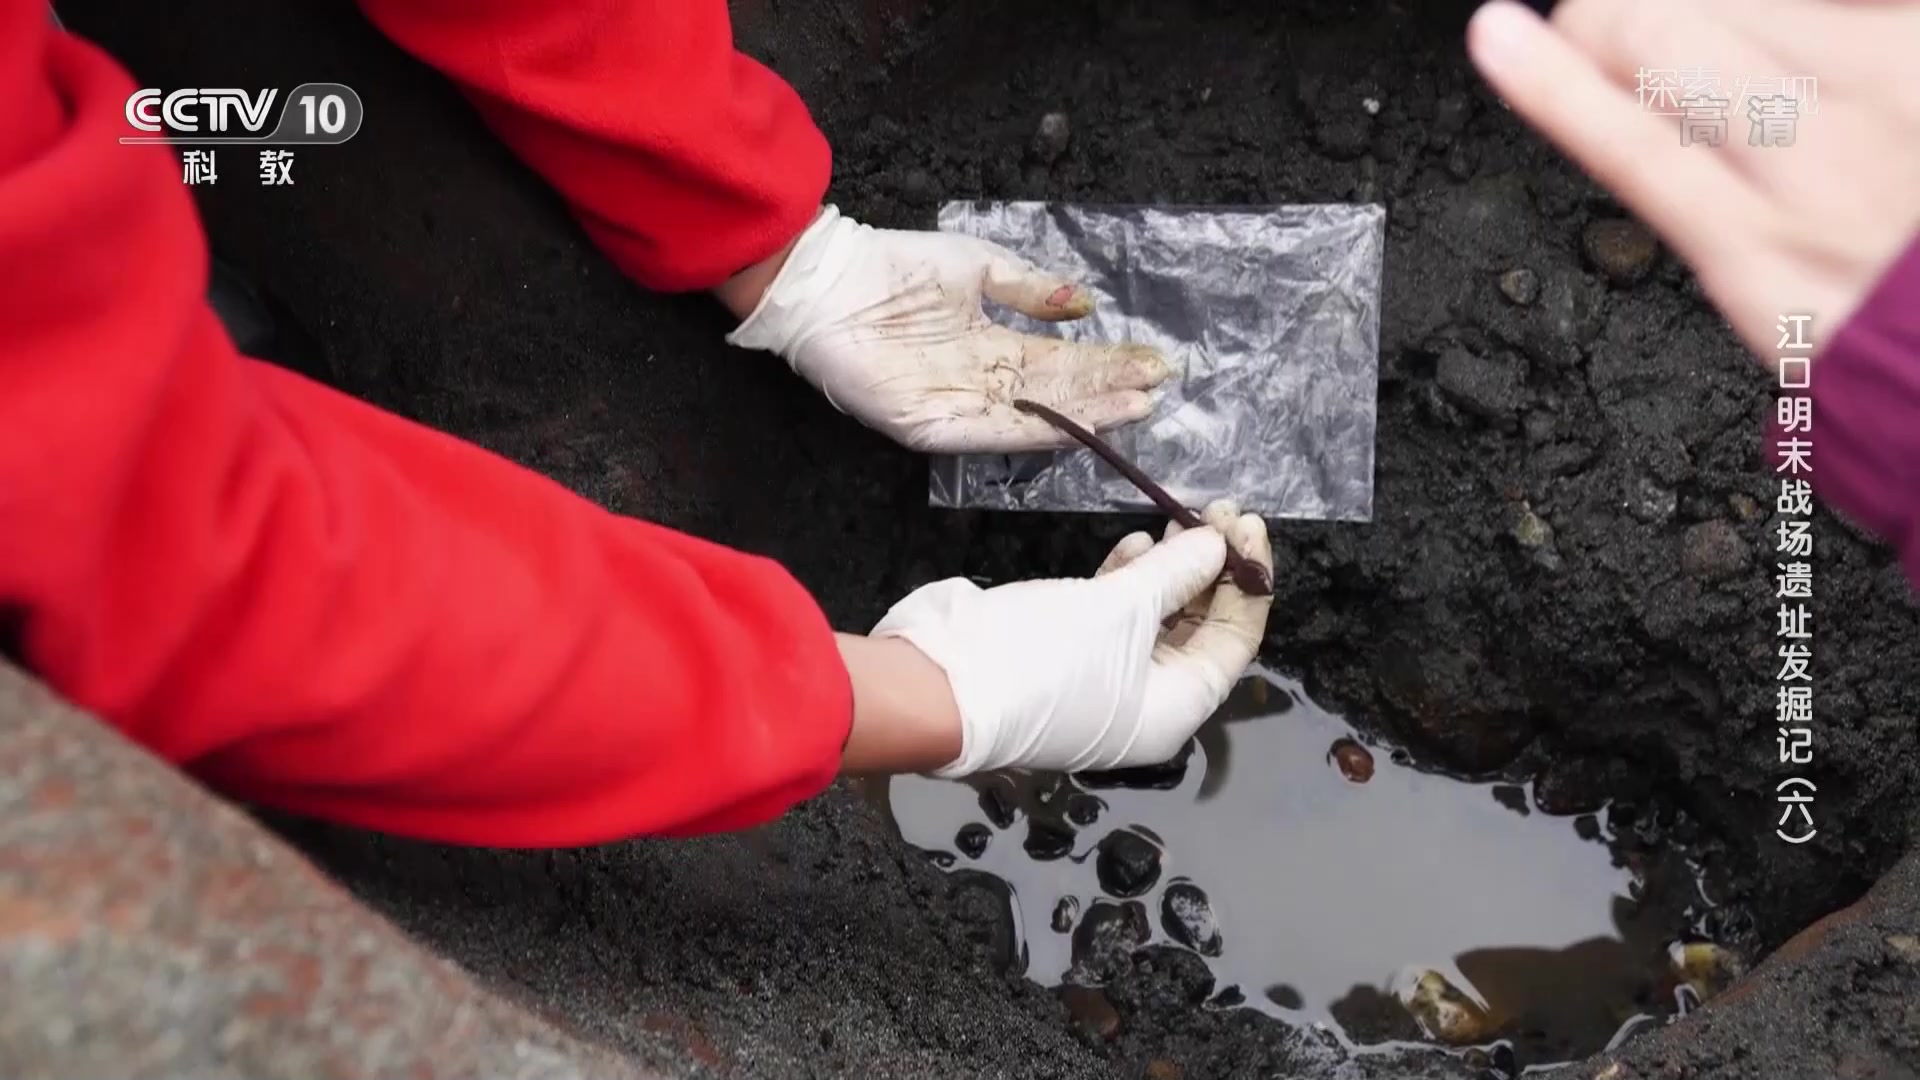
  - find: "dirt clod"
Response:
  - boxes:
[1681,520,1751,581]
[1626,476,1679,525]
[1032,111,1072,163]
[1433,92,1471,136]
[1072,900,1152,982]
[1158,883,1223,957]
[1534,758,1611,816]
[1436,348,1524,425]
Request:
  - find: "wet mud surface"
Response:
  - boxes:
[59,0,1920,1076]
[880,665,1728,1073]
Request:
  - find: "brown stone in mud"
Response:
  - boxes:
[1583,218,1659,283]
[1061,985,1122,1042]
[1329,738,1375,783]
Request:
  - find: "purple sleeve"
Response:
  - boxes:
[1772,237,1920,582]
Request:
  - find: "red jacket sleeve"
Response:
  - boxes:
[0,9,852,848]
[352,0,832,292]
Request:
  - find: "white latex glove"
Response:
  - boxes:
[724,205,1172,453]
[871,500,1275,777]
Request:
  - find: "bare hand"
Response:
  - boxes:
[1466,0,1920,367]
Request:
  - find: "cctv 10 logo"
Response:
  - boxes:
[121,83,364,145]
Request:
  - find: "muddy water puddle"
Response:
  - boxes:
[875,664,1733,1071]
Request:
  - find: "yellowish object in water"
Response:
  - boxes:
[1398,969,1503,1045]
[1668,941,1744,1002]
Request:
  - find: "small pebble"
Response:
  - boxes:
[1511,507,1554,550]
[955,823,991,859]
[1051,896,1079,934]
[1210,985,1246,1007]
[1160,882,1223,956]
[1145,1060,1185,1080]
[1329,738,1375,783]
[1265,984,1305,1010]
[1490,784,1530,815]
[1096,829,1163,897]
[1499,268,1540,306]
[1625,476,1678,525]
[1728,493,1763,522]
[1066,794,1104,827]
[1032,111,1072,163]
[1583,218,1659,284]
[1024,819,1075,861]
[978,785,1019,829]
[1669,942,1744,1002]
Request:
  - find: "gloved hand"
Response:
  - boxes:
[870,500,1274,777]
[724,205,1172,453]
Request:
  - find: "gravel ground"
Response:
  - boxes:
[50,0,1920,1076]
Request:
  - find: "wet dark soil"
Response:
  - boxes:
[59,0,1920,1077]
